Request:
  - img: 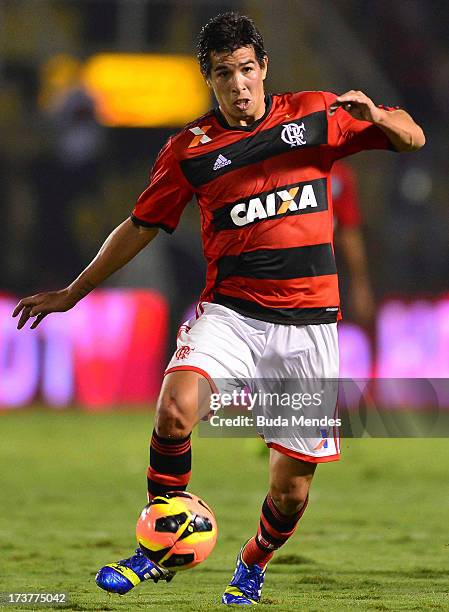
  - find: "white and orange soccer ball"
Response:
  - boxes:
[136,491,218,571]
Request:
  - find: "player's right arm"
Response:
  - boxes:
[13,218,158,330]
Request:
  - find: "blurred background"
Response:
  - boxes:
[1,0,448,409]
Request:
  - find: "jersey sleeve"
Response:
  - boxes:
[332,161,361,228]
[131,137,195,233]
[322,91,398,161]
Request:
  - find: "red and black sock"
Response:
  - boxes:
[147,430,191,500]
[242,494,309,568]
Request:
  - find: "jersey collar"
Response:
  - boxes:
[214,95,273,132]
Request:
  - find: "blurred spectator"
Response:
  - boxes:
[386,155,448,294]
[0,78,39,293]
[332,161,375,328]
[31,55,107,287]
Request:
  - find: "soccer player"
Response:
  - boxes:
[13,12,425,605]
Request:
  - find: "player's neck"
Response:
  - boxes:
[219,98,266,128]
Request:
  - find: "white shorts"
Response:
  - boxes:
[165,302,340,463]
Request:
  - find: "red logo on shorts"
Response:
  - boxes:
[176,345,193,360]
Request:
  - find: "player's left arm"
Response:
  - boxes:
[329,90,425,152]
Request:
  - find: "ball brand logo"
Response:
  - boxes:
[188,126,212,148]
[230,183,318,227]
[176,345,193,360]
[281,122,306,147]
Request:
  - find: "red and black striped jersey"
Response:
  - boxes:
[132,91,395,325]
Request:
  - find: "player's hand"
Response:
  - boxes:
[12,288,77,330]
[329,90,383,123]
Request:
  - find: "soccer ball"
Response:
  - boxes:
[136,491,218,571]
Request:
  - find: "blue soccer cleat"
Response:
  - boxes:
[222,548,266,605]
[95,548,174,595]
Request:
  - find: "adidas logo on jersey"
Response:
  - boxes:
[213,154,232,171]
[230,184,318,227]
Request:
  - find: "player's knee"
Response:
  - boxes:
[155,387,196,438]
[269,483,309,515]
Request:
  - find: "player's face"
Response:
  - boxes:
[207,46,268,127]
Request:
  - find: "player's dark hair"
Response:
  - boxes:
[197,11,267,77]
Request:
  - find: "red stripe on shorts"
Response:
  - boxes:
[267,442,340,463]
[164,366,218,393]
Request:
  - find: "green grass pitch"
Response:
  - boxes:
[1,411,448,611]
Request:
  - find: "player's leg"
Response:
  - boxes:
[96,370,212,595]
[223,321,339,605]
[147,370,212,500]
[146,301,263,501]
[222,449,315,605]
[243,449,315,560]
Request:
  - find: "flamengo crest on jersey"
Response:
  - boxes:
[281,122,306,147]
